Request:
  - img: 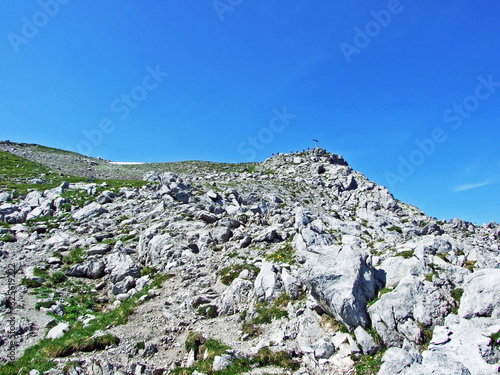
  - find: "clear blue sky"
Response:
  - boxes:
[1,1,499,225]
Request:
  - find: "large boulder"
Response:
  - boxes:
[458,268,500,319]
[106,251,142,284]
[66,260,105,279]
[72,202,107,221]
[369,275,452,347]
[219,278,254,315]
[299,244,377,330]
[254,262,282,302]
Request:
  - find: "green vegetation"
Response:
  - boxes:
[450,288,464,314]
[0,273,169,375]
[490,330,500,347]
[219,263,259,285]
[398,250,414,259]
[266,242,295,264]
[197,305,218,318]
[387,226,403,234]
[368,287,393,307]
[355,350,385,375]
[62,248,85,267]
[20,278,43,288]
[320,314,349,333]
[463,260,476,272]
[174,333,298,375]
[0,234,16,243]
[50,271,68,284]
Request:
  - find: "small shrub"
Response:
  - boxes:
[136,341,145,350]
[490,330,500,347]
[398,250,414,259]
[197,305,218,318]
[450,288,464,314]
[0,234,16,242]
[185,331,205,358]
[20,278,43,288]
[387,226,403,234]
[141,266,157,277]
[50,271,67,284]
[219,264,259,285]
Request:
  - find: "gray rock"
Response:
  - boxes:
[219,278,254,315]
[299,244,377,330]
[377,347,422,375]
[196,211,218,224]
[86,243,111,256]
[254,262,282,302]
[212,227,232,243]
[212,354,232,371]
[313,338,335,359]
[46,322,70,340]
[72,202,107,221]
[66,260,105,279]
[369,275,451,347]
[106,251,142,283]
[112,275,136,295]
[459,268,500,319]
[354,326,379,355]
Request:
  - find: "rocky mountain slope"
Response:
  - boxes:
[1,142,499,375]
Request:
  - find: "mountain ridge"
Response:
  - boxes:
[0,141,499,374]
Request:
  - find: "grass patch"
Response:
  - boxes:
[219,263,259,285]
[266,242,295,264]
[20,278,43,288]
[320,314,349,333]
[50,271,67,284]
[355,349,385,375]
[62,248,85,267]
[0,234,16,242]
[463,260,476,272]
[387,226,403,234]
[450,288,464,314]
[398,250,414,259]
[197,305,218,318]
[43,334,119,357]
[0,273,170,374]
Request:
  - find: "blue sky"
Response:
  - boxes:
[1,1,499,225]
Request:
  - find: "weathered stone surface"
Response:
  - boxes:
[72,202,107,221]
[254,262,282,302]
[106,251,142,283]
[66,260,105,279]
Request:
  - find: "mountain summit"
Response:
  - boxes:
[1,142,499,374]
